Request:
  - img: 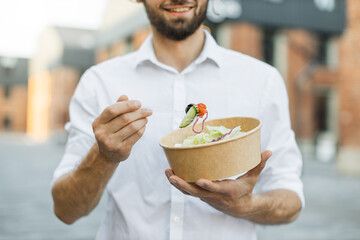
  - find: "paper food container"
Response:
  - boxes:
[160,117,262,182]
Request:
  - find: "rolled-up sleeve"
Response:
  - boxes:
[255,69,305,208]
[51,68,99,186]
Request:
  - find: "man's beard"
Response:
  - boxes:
[143,0,208,41]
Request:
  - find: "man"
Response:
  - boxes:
[51,0,304,239]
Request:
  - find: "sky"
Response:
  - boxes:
[0,0,107,58]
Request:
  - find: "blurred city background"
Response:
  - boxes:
[0,0,359,239]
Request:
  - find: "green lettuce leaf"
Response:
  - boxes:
[176,125,245,147]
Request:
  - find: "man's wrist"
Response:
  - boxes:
[235,193,274,219]
[91,143,120,168]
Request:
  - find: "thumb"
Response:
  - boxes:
[240,150,272,180]
[117,95,128,102]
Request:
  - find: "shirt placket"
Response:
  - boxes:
[169,74,187,240]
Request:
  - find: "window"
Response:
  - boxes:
[3,115,10,129]
[314,88,337,134]
[4,85,10,98]
[316,34,338,70]
[316,34,329,65]
[328,37,338,70]
[315,93,329,132]
[262,29,276,65]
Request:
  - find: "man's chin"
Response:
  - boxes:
[161,31,194,41]
[168,17,192,26]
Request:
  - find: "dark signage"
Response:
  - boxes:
[207,0,346,34]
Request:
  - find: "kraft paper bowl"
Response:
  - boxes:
[159,117,262,182]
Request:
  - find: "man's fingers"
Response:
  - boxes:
[98,100,142,123]
[243,150,272,179]
[167,175,214,198]
[262,150,272,161]
[112,118,148,141]
[122,125,146,146]
[165,169,174,179]
[195,179,229,194]
[165,170,190,195]
[165,170,211,196]
[107,108,152,133]
[117,95,128,102]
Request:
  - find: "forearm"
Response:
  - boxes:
[52,143,118,224]
[237,189,302,224]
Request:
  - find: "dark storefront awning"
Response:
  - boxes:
[207,0,346,34]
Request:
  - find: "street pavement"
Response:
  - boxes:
[0,133,359,240]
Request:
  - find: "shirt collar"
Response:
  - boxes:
[193,29,223,68]
[133,29,223,70]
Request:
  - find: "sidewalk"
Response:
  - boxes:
[0,134,359,239]
[0,134,106,240]
[257,155,360,240]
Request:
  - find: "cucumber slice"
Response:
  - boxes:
[179,105,197,128]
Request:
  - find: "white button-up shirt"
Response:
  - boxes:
[52,30,304,240]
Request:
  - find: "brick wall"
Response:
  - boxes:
[337,0,360,174]
[50,67,80,131]
[338,0,360,148]
[0,85,27,132]
[286,30,318,140]
[228,23,263,60]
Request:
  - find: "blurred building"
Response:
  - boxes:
[0,57,28,132]
[95,0,150,63]
[94,0,360,175]
[29,26,96,140]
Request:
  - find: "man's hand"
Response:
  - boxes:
[52,95,153,224]
[92,95,152,163]
[165,150,302,224]
[165,151,272,218]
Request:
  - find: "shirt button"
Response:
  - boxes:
[174,216,180,223]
